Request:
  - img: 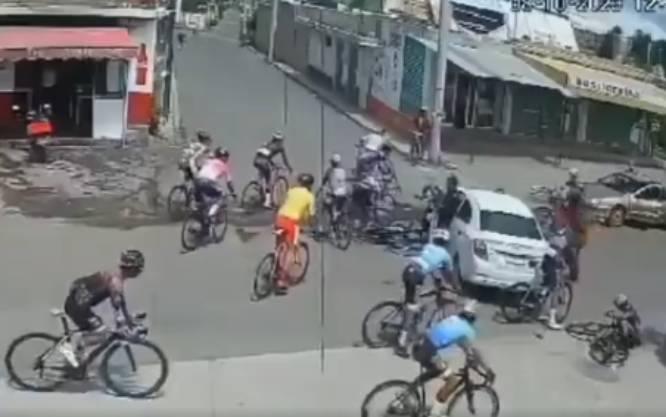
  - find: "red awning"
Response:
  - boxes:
[0,27,139,61]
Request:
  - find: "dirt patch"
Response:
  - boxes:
[0,142,180,228]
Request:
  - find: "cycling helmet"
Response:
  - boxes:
[196,130,212,143]
[568,167,579,178]
[430,229,450,247]
[614,293,629,310]
[297,173,315,188]
[272,131,284,141]
[459,300,477,323]
[120,249,145,270]
[330,153,342,164]
[214,147,229,158]
[446,174,459,189]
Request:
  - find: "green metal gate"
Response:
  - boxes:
[400,36,426,115]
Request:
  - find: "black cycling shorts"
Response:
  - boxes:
[412,337,439,372]
[64,292,101,332]
[253,158,271,184]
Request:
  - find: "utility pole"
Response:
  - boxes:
[430,0,452,164]
[267,0,279,63]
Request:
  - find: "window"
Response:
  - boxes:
[635,186,662,200]
[456,200,472,223]
[480,211,541,240]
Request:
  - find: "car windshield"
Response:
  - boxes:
[480,210,542,240]
[598,173,649,193]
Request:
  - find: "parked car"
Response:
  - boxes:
[586,170,666,227]
[448,188,549,289]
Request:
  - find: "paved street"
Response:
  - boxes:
[1,12,666,413]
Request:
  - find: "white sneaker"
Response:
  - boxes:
[59,341,79,368]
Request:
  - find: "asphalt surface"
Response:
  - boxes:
[1,15,666,374]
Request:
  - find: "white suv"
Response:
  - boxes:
[448,189,549,289]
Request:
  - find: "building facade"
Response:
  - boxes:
[0,0,174,140]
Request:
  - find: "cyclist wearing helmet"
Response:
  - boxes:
[180,130,213,180]
[613,294,642,348]
[397,229,456,357]
[275,173,316,292]
[411,300,494,417]
[559,187,586,281]
[254,132,293,207]
[61,250,145,367]
[322,153,348,221]
[194,147,237,214]
[436,174,463,229]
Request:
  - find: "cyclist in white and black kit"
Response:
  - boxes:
[253,132,293,207]
[321,153,348,222]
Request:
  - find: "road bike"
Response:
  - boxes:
[360,356,499,417]
[566,310,640,367]
[312,188,353,250]
[180,192,229,251]
[498,265,573,325]
[166,165,196,221]
[240,164,290,210]
[251,229,310,300]
[361,286,461,349]
[4,309,168,398]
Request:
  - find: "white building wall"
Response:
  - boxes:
[370,19,403,109]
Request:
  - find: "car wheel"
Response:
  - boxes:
[607,206,626,227]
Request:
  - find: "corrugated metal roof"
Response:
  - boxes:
[413,34,573,96]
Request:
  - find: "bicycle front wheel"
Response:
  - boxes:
[240,181,263,210]
[446,385,500,417]
[211,206,228,243]
[271,175,289,208]
[588,329,628,366]
[361,301,405,348]
[553,281,573,323]
[332,214,352,250]
[181,214,205,251]
[252,253,277,300]
[565,321,608,342]
[100,339,169,398]
[167,185,190,221]
[4,332,67,391]
[360,379,422,417]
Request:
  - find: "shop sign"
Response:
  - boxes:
[573,76,641,100]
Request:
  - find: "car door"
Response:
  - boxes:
[629,185,663,224]
[449,196,475,279]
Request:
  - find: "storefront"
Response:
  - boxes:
[521,52,666,152]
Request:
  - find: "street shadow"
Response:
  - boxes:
[573,354,622,384]
[639,314,666,367]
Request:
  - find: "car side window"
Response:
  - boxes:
[456,199,472,224]
[636,185,661,200]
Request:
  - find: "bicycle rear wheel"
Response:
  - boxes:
[498,282,534,323]
[167,185,190,221]
[332,213,352,250]
[446,385,500,417]
[588,329,628,366]
[553,281,573,322]
[252,253,276,300]
[361,301,405,348]
[181,214,205,251]
[360,379,422,417]
[240,181,263,210]
[4,332,67,391]
[279,241,310,285]
[100,339,169,398]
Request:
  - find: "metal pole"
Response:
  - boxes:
[283,74,288,125]
[267,0,279,63]
[430,0,452,164]
[319,99,325,374]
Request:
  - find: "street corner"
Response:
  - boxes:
[0,142,181,229]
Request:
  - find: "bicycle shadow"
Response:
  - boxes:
[3,376,166,399]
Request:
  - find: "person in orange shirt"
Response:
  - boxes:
[275,173,316,292]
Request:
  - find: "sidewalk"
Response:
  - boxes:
[273,61,665,170]
[2,332,664,416]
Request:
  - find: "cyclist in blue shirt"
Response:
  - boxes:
[397,228,457,357]
[411,300,495,417]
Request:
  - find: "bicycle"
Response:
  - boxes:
[312,188,352,251]
[360,356,499,417]
[498,265,573,325]
[361,285,461,349]
[566,310,638,367]
[4,309,168,398]
[166,165,196,221]
[251,228,310,300]
[241,164,290,210]
[180,192,229,251]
